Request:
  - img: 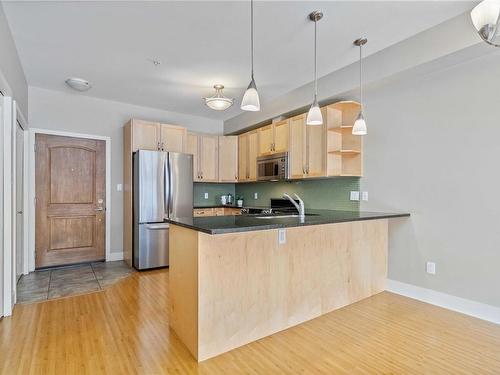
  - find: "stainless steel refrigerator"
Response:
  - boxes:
[133,150,193,270]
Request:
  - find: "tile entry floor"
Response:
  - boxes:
[16,261,135,304]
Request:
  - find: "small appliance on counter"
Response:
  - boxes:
[133,150,193,270]
[220,193,234,205]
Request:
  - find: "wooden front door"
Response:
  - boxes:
[35,134,106,268]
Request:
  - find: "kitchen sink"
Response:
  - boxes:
[254,213,318,219]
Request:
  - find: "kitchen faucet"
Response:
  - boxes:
[283,193,305,219]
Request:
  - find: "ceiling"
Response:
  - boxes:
[3,1,474,121]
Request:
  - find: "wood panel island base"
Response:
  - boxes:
[169,219,390,361]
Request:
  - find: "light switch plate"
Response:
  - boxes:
[204,193,209,199]
[362,191,369,201]
[350,191,360,201]
[116,183,123,192]
[426,261,436,275]
[278,229,286,245]
[254,192,258,199]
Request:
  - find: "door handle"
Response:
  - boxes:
[95,207,104,211]
[17,210,23,214]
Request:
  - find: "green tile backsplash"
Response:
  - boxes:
[194,183,235,206]
[235,178,360,211]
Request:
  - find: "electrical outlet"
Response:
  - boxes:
[350,191,360,201]
[116,183,123,192]
[204,192,209,200]
[426,261,436,275]
[278,229,286,245]
[362,191,368,201]
[254,192,258,199]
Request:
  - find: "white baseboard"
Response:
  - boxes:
[386,279,500,325]
[107,252,124,262]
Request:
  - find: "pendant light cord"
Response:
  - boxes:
[250,0,254,80]
[314,19,318,97]
[359,43,363,107]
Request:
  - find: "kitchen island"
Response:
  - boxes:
[166,210,409,361]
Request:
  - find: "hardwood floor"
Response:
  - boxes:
[1,268,499,374]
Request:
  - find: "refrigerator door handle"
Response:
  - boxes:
[168,154,173,217]
[164,153,170,219]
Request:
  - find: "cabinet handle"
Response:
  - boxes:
[157,142,161,150]
[161,142,165,151]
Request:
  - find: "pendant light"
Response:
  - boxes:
[470,0,500,47]
[241,0,260,111]
[306,11,323,126]
[204,84,234,111]
[352,38,368,136]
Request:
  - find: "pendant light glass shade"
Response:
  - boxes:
[353,38,367,136]
[306,96,322,125]
[306,11,323,126]
[204,84,234,111]
[471,0,500,47]
[241,77,260,111]
[352,111,367,135]
[241,0,261,111]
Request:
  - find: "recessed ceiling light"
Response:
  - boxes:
[65,77,91,92]
[204,84,234,111]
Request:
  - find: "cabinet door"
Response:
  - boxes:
[159,124,187,152]
[238,133,249,181]
[132,120,160,151]
[289,114,306,179]
[247,131,258,181]
[305,108,326,177]
[273,120,289,153]
[257,125,274,156]
[199,135,218,182]
[186,132,200,181]
[218,136,238,182]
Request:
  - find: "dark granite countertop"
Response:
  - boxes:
[166,209,410,235]
[193,204,243,209]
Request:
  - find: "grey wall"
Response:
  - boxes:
[194,183,235,207]
[360,51,500,308]
[0,3,27,119]
[29,86,223,254]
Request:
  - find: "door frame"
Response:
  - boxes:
[27,128,111,271]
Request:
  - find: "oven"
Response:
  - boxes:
[256,152,289,181]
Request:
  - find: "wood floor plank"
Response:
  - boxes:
[1,269,499,374]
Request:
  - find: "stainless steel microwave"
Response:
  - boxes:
[257,152,289,181]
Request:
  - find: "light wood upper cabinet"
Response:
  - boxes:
[257,121,289,156]
[186,132,200,181]
[159,124,187,152]
[218,136,238,182]
[238,133,249,181]
[187,133,218,181]
[273,120,289,153]
[258,125,274,156]
[131,120,187,153]
[199,135,219,182]
[248,131,258,180]
[132,120,160,151]
[289,114,306,179]
[238,130,258,181]
[289,112,326,179]
[304,108,326,178]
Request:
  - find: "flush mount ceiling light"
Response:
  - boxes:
[204,84,234,111]
[65,77,91,92]
[241,0,260,111]
[306,11,323,126]
[471,0,500,47]
[352,38,368,136]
